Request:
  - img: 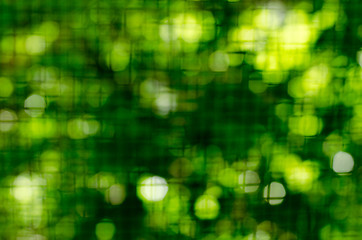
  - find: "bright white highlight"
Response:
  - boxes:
[139,176,168,202]
[238,170,260,193]
[263,182,286,205]
[332,151,354,174]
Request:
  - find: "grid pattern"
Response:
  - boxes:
[0,0,361,239]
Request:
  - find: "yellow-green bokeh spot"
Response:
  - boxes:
[67,118,99,139]
[38,21,60,42]
[270,153,301,179]
[21,118,57,139]
[288,115,323,136]
[105,184,127,205]
[159,12,215,43]
[40,150,61,173]
[322,133,346,158]
[302,64,331,95]
[284,160,320,192]
[24,94,46,117]
[218,168,238,188]
[95,219,116,240]
[25,35,46,55]
[0,77,14,97]
[106,41,130,72]
[194,195,220,220]
[209,51,230,72]
[11,173,46,204]
[87,172,116,189]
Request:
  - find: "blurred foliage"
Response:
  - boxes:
[0,0,361,239]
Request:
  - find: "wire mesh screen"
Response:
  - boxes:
[0,0,361,239]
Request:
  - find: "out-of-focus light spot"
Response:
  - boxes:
[1,36,14,56]
[39,21,60,42]
[88,172,116,189]
[166,196,182,217]
[248,80,267,94]
[105,184,126,205]
[0,77,14,97]
[40,150,61,172]
[30,66,60,94]
[24,94,46,117]
[146,211,168,229]
[25,35,46,55]
[231,26,266,51]
[17,230,47,240]
[106,42,130,72]
[246,230,271,240]
[270,153,301,179]
[348,116,362,144]
[166,196,190,224]
[176,14,202,43]
[313,8,338,30]
[288,77,305,98]
[13,175,32,202]
[281,23,315,50]
[255,52,280,71]
[24,118,57,138]
[67,118,89,139]
[125,11,145,37]
[178,216,196,238]
[357,50,362,68]
[209,51,229,72]
[169,158,194,178]
[217,168,238,188]
[205,185,223,198]
[227,50,244,67]
[302,64,330,94]
[288,115,323,136]
[275,103,292,122]
[138,175,168,202]
[95,219,116,240]
[279,232,298,240]
[159,19,178,42]
[159,13,205,43]
[253,7,285,30]
[83,119,100,135]
[12,173,46,203]
[0,109,17,132]
[353,104,362,117]
[263,182,286,205]
[139,79,163,99]
[284,160,320,192]
[322,133,345,157]
[332,151,354,174]
[154,92,177,116]
[238,170,260,193]
[194,195,220,220]
[247,148,262,170]
[344,67,362,95]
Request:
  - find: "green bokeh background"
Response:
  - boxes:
[0,0,361,239]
